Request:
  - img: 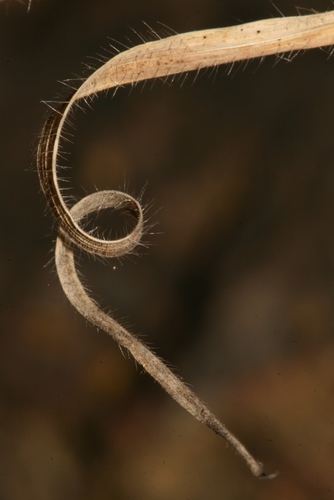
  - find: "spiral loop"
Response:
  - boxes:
[66,189,144,258]
[37,106,144,258]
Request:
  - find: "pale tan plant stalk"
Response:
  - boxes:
[38,10,334,478]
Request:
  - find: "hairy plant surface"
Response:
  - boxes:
[37,9,334,479]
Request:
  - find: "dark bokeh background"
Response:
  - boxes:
[2,0,334,498]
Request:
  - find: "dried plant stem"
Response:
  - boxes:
[57,240,265,477]
[56,193,269,478]
[38,10,334,258]
[38,10,334,478]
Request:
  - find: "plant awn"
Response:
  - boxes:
[37,9,334,478]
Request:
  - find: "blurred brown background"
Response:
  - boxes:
[2,0,334,498]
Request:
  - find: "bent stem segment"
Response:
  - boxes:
[38,11,334,258]
[38,9,334,478]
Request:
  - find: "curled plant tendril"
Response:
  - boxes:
[38,10,334,478]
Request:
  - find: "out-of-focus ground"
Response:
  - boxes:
[2,0,334,498]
